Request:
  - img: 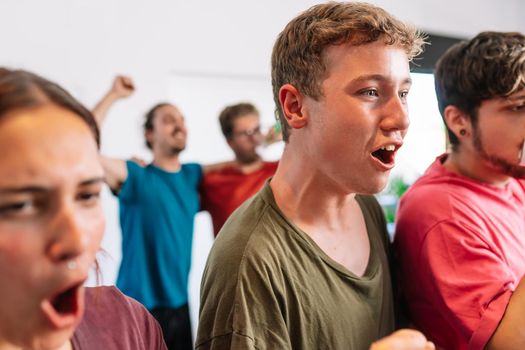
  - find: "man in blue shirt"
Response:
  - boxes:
[93,76,201,350]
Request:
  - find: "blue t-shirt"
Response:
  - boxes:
[116,161,203,310]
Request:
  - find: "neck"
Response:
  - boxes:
[234,157,263,174]
[444,149,510,187]
[152,152,181,172]
[270,145,356,230]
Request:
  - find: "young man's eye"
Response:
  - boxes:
[399,90,409,99]
[360,89,378,97]
[510,104,525,112]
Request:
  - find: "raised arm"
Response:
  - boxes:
[92,75,134,125]
[92,76,135,192]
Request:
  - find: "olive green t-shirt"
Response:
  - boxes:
[196,182,395,350]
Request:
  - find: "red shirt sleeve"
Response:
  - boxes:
[417,220,514,349]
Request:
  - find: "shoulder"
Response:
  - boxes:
[122,160,149,185]
[394,173,487,248]
[204,190,291,287]
[125,159,146,173]
[83,286,150,320]
[356,195,388,235]
[75,286,166,349]
[181,162,202,172]
[397,172,464,221]
[198,195,290,347]
[356,195,384,219]
[263,161,279,171]
[209,193,275,263]
[356,194,390,249]
[203,160,236,174]
[181,162,204,178]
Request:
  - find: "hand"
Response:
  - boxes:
[130,156,146,167]
[111,75,134,98]
[370,329,435,350]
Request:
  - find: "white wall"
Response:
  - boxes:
[1,0,523,337]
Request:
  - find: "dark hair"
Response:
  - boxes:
[435,31,525,149]
[271,1,426,141]
[143,102,172,149]
[218,102,259,139]
[0,68,100,147]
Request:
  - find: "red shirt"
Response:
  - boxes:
[200,161,278,236]
[394,155,525,350]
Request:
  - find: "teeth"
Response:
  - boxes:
[380,145,396,151]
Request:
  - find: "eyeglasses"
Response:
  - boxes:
[232,126,262,138]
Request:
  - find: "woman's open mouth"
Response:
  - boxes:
[41,282,84,329]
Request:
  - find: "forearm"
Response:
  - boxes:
[486,276,525,350]
[92,91,120,126]
[100,156,128,192]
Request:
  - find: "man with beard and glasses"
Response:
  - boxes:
[93,76,201,350]
[394,31,525,350]
[200,102,279,236]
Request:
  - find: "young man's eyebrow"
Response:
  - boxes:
[349,74,412,85]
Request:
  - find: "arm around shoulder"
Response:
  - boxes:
[100,156,128,193]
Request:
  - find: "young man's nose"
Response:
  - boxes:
[381,96,410,133]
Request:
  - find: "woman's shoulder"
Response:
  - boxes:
[72,286,167,349]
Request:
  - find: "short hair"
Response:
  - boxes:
[218,102,259,139]
[271,1,426,141]
[0,68,100,147]
[143,102,172,149]
[435,31,525,149]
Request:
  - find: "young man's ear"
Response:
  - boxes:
[444,105,472,139]
[145,130,154,147]
[226,137,234,148]
[279,84,307,130]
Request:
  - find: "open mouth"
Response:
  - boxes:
[371,144,397,165]
[50,284,80,315]
[41,282,83,329]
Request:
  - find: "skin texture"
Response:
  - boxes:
[0,104,105,350]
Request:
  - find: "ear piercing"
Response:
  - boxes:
[459,129,466,136]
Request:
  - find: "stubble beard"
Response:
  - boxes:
[472,126,525,179]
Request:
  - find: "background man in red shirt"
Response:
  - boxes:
[200,102,279,236]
